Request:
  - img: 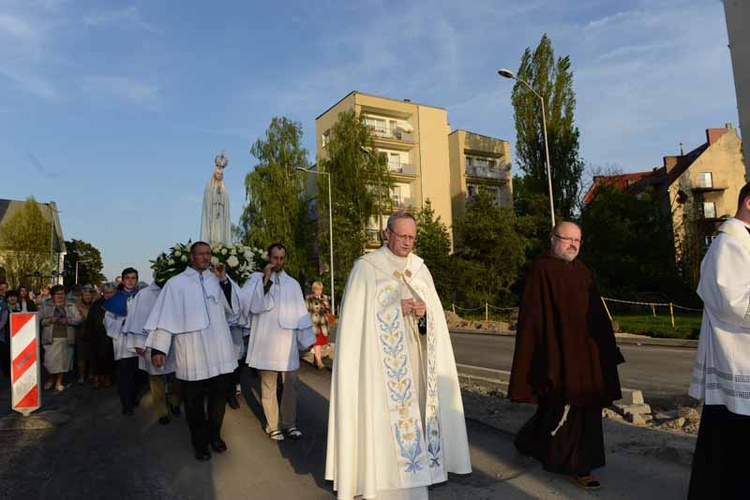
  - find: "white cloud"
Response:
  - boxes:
[0,66,57,99]
[83,6,160,34]
[0,13,36,40]
[80,75,160,107]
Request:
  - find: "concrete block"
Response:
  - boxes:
[613,403,652,416]
[627,413,649,426]
[619,388,645,405]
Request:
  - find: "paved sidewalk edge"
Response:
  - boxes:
[449,328,698,349]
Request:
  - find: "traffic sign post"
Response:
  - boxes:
[10,313,41,416]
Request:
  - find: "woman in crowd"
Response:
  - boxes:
[39,285,83,391]
[18,285,37,312]
[305,281,332,370]
[74,285,95,383]
[87,282,116,389]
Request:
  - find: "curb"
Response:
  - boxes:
[455,365,696,468]
[449,328,698,349]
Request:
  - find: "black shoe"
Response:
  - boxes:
[122,406,134,416]
[158,416,170,425]
[194,448,211,461]
[227,393,240,410]
[210,439,227,453]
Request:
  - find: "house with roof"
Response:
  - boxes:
[584,124,746,281]
[0,198,66,286]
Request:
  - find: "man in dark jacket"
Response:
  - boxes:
[509,221,624,491]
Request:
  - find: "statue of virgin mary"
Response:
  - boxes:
[200,151,232,246]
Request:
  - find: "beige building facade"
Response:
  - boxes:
[448,130,513,223]
[316,91,453,247]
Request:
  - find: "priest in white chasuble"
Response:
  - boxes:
[326,211,471,500]
[689,182,750,499]
[145,241,241,462]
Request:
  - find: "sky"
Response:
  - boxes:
[0,0,738,280]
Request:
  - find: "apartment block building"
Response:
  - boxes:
[448,130,513,223]
[316,91,453,247]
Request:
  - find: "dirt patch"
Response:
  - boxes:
[444,310,513,332]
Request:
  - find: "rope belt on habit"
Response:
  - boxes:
[550,404,571,437]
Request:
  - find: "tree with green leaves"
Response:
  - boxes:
[414,199,453,302]
[512,33,584,220]
[0,197,52,288]
[580,185,690,299]
[316,109,392,297]
[62,239,106,286]
[453,191,528,306]
[239,116,312,280]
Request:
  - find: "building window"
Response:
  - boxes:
[467,185,477,198]
[322,130,330,148]
[698,172,713,188]
[703,202,716,219]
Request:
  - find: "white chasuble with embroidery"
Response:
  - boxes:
[326,247,471,499]
[690,218,750,415]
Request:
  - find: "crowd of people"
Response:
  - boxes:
[0,281,118,391]
[2,181,750,498]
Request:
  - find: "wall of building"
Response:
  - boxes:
[416,105,453,240]
[725,0,750,175]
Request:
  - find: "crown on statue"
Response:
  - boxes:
[214,150,229,170]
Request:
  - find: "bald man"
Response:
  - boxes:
[509,221,625,492]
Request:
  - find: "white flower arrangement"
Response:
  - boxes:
[150,241,266,286]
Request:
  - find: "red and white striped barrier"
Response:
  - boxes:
[10,313,41,416]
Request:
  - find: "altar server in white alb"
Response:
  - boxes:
[688,182,750,499]
[124,281,181,426]
[103,268,141,416]
[245,243,315,442]
[146,241,240,462]
[326,211,471,500]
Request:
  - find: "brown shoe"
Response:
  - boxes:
[570,474,601,491]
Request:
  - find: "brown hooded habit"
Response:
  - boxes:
[509,251,624,476]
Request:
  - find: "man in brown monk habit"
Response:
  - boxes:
[509,221,625,492]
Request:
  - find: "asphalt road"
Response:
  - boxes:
[0,364,690,499]
[450,332,697,408]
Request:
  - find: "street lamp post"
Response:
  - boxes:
[296,167,335,315]
[75,258,93,285]
[498,68,556,228]
[47,203,63,284]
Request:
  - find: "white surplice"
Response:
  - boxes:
[244,270,314,372]
[104,295,137,362]
[123,282,177,376]
[689,217,750,415]
[326,246,471,500]
[144,267,239,381]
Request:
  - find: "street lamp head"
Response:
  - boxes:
[295,167,309,173]
[360,146,371,156]
[498,68,516,80]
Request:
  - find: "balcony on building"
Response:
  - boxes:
[364,114,415,144]
[388,161,417,176]
[691,172,726,193]
[391,196,416,210]
[465,156,508,182]
[366,228,381,246]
